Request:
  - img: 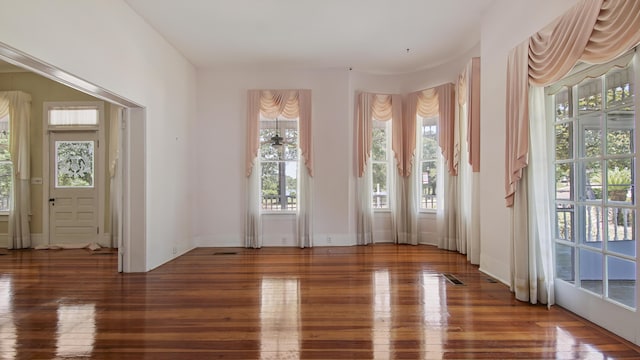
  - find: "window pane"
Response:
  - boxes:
[606,208,635,257]
[259,118,298,211]
[578,78,602,114]
[582,204,603,248]
[259,129,280,160]
[606,66,634,110]
[261,161,280,210]
[421,124,438,160]
[555,88,571,121]
[555,243,574,283]
[607,256,636,308]
[555,204,574,242]
[555,163,572,201]
[372,127,387,162]
[55,141,94,188]
[372,163,387,208]
[421,161,437,210]
[284,128,298,161]
[0,114,8,162]
[285,161,297,211]
[607,126,634,155]
[581,122,602,158]
[49,109,98,126]
[555,122,573,160]
[606,159,633,204]
[579,248,603,295]
[0,162,11,212]
[584,160,602,201]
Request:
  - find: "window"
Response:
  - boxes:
[0,114,10,212]
[259,117,298,211]
[552,59,636,308]
[418,116,438,210]
[46,103,101,131]
[372,119,390,209]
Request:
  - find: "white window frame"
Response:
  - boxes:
[258,116,299,214]
[550,54,638,310]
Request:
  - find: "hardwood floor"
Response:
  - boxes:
[0,245,639,359]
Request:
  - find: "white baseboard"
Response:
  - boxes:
[194,233,358,247]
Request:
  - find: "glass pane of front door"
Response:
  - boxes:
[55,141,94,188]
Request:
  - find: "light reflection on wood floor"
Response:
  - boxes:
[0,245,639,359]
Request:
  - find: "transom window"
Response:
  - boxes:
[372,119,391,209]
[259,117,298,211]
[552,58,637,309]
[46,103,101,130]
[418,116,438,210]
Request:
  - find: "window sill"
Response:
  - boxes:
[373,209,392,213]
[419,209,437,214]
[262,211,296,216]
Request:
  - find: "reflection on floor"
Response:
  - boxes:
[0,245,639,359]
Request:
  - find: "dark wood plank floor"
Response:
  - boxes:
[0,244,639,359]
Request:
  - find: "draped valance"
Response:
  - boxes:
[246,89,312,176]
[458,58,481,172]
[505,0,640,206]
[356,92,403,177]
[405,83,457,176]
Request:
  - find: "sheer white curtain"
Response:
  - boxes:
[355,92,402,245]
[437,153,457,250]
[405,85,459,249]
[395,166,417,245]
[0,91,31,249]
[505,0,640,305]
[108,105,122,248]
[245,89,312,249]
[456,58,481,264]
[511,87,554,305]
[297,89,313,248]
[412,85,458,251]
[395,94,418,245]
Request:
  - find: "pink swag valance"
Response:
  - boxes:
[356,92,403,177]
[405,83,457,176]
[458,57,481,173]
[246,89,312,176]
[505,0,640,207]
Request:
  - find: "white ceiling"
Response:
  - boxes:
[124,0,495,74]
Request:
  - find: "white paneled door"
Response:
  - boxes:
[49,131,99,245]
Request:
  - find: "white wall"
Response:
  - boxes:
[194,69,352,246]
[0,0,197,270]
[478,0,578,282]
[194,47,476,247]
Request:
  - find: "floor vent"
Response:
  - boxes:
[91,252,115,256]
[213,252,238,256]
[485,277,498,283]
[443,273,464,285]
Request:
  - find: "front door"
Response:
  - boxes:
[48,131,99,245]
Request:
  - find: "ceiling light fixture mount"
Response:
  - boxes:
[271,117,283,148]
